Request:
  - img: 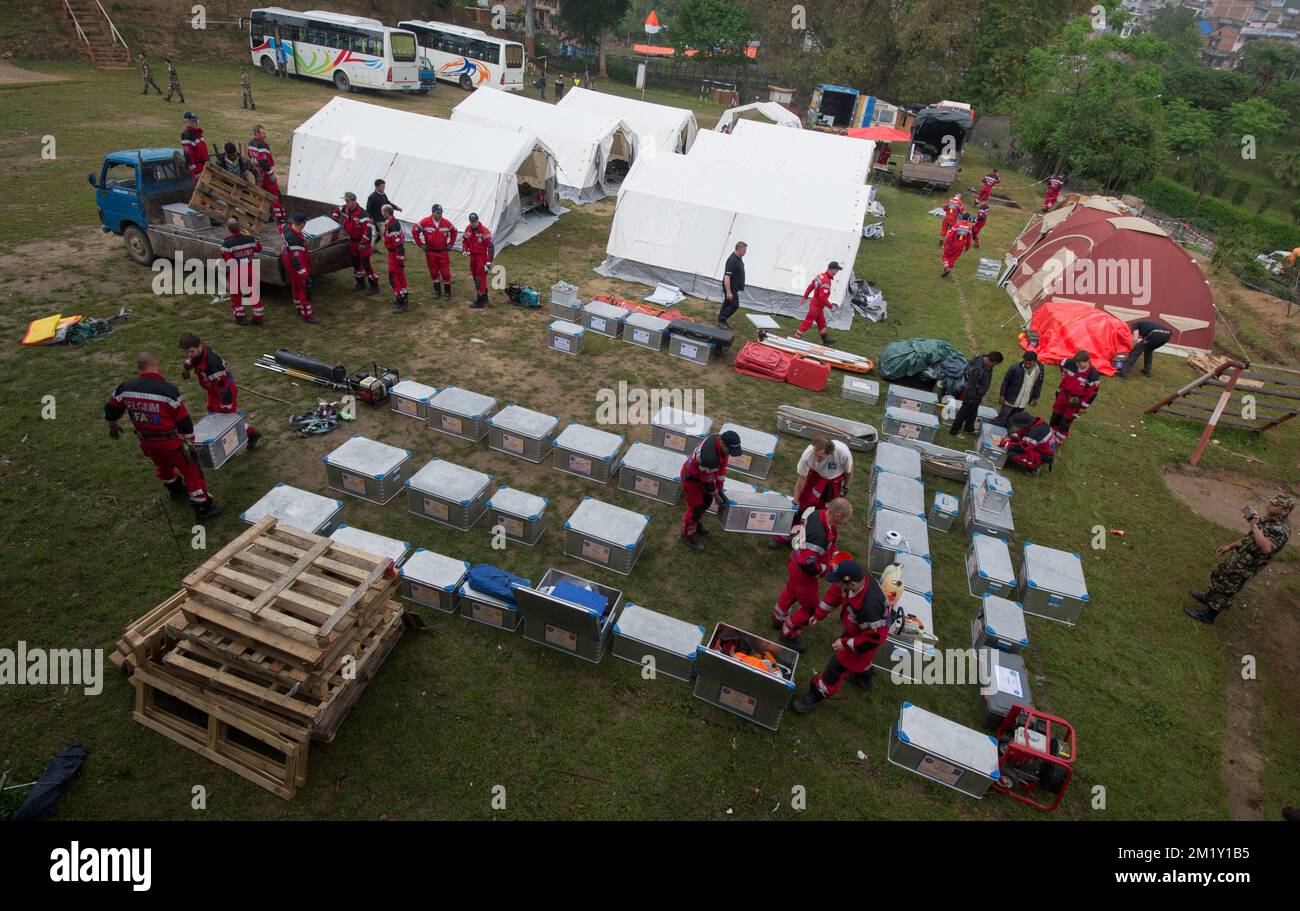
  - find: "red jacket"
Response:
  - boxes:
[383,217,405,258]
[802,270,835,309]
[414,215,458,253]
[981,173,999,190]
[1053,359,1100,416]
[181,125,209,178]
[793,507,839,577]
[943,222,973,256]
[681,434,729,492]
[278,224,310,275]
[815,577,892,654]
[105,371,194,437]
[462,222,494,259]
[182,345,237,408]
[247,137,276,175]
[332,203,373,252]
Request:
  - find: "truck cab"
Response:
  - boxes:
[89,148,194,264]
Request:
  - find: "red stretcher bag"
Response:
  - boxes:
[733,342,793,382]
[787,357,830,392]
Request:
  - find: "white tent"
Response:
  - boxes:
[596,146,870,329]
[450,87,636,203]
[556,86,698,154]
[718,120,875,184]
[714,101,802,133]
[288,97,562,247]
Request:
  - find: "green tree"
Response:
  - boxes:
[1145,5,1203,64]
[673,0,752,59]
[557,0,631,78]
[1291,198,1300,226]
[960,0,1089,112]
[1239,40,1300,98]
[1281,151,1300,188]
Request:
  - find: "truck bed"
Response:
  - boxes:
[146,196,350,286]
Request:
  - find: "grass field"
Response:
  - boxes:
[0,60,1297,821]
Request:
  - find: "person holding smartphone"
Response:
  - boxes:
[1187,494,1293,624]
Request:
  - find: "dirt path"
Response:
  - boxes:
[0,61,69,86]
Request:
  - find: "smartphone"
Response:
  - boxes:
[1242,506,1257,520]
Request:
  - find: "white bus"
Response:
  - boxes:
[247,8,420,93]
[397,20,524,92]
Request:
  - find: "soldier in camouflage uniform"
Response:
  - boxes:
[163,57,185,104]
[1187,493,1293,624]
[139,52,162,96]
[240,66,255,110]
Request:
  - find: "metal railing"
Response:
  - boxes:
[61,0,88,45]
[95,0,130,52]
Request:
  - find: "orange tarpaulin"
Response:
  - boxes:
[1020,300,1133,377]
[847,125,912,143]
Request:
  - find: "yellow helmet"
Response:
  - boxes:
[880,563,905,606]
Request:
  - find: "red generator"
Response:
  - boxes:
[992,705,1076,811]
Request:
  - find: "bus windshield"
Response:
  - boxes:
[389,32,416,62]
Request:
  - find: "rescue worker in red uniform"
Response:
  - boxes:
[1042,174,1065,212]
[218,217,263,324]
[333,192,379,294]
[769,433,853,548]
[105,351,224,521]
[381,204,410,314]
[792,561,905,713]
[977,169,999,204]
[680,430,743,552]
[413,203,457,300]
[999,411,1058,475]
[939,193,964,244]
[971,203,990,247]
[180,112,210,179]
[941,215,974,276]
[771,498,853,629]
[179,331,262,450]
[1050,349,1100,438]
[247,125,285,222]
[462,212,495,309]
[794,261,841,346]
[279,212,317,324]
[875,143,891,169]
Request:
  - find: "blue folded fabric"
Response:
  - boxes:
[551,581,608,616]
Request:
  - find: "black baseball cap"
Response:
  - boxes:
[828,261,842,271]
[292,211,307,224]
[827,560,865,584]
[720,430,743,456]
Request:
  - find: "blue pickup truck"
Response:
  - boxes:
[90,147,348,285]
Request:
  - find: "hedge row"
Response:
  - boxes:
[1138,177,1300,250]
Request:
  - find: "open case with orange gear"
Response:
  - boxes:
[693,623,798,731]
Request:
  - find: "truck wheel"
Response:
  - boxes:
[123,225,154,266]
[261,56,277,77]
[459,75,474,91]
[334,70,351,93]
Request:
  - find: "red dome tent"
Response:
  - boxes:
[1021,300,1133,377]
[1002,206,1215,354]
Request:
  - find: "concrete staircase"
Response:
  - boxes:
[56,0,132,68]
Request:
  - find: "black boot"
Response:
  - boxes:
[1184,605,1219,624]
[693,522,709,536]
[850,668,875,690]
[246,428,262,451]
[432,283,442,300]
[782,635,806,654]
[821,333,836,347]
[444,283,453,300]
[354,276,366,292]
[792,689,823,714]
[393,294,409,314]
[367,278,379,296]
[193,499,225,522]
[164,477,188,500]
[469,293,486,309]
[681,535,704,553]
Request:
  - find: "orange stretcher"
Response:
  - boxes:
[591,294,697,323]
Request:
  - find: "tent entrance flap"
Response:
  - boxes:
[517,148,557,214]
[605,129,633,185]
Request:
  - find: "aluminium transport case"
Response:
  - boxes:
[563,497,650,576]
[930,492,960,532]
[707,476,758,516]
[887,385,941,415]
[718,421,779,480]
[458,579,523,631]
[323,435,411,505]
[873,439,924,486]
[979,648,1034,729]
[427,386,499,443]
[552,423,625,483]
[892,551,934,602]
[718,488,797,536]
[405,458,493,531]
[869,471,927,525]
[329,524,411,567]
[776,405,879,454]
[240,483,344,535]
[883,406,940,443]
[667,331,716,366]
[390,380,438,421]
[581,300,627,338]
[693,622,798,731]
[871,589,936,684]
[978,422,1009,469]
[550,280,580,321]
[972,594,1030,653]
[1017,543,1089,626]
[623,311,670,351]
[516,568,623,663]
[192,412,247,470]
[399,548,471,615]
[973,470,1014,515]
[487,404,560,463]
[967,533,1016,599]
[612,604,707,683]
[888,702,1002,799]
[650,406,714,455]
[868,508,932,575]
[841,375,880,405]
[485,486,548,546]
[548,319,585,355]
[617,442,686,505]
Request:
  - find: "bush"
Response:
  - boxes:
[1256,190,1279,214]
[1212,172,1231,197]
[1230,180,1250,207]
[1138,176,1300,250]
[1292,199,1300,225]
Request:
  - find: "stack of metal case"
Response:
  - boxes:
[963,467,1014,541]
[549,280,581,321]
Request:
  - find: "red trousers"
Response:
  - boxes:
[424,250,451,283]
[228,262,262,321]
[285,269,313,319]
[388,253,407,294]
[977,186,992,203]
[1007,444,1045,471]
[681,477,712,538]
[469,254,489,294]
[139,437,210,503]
[773,557,820,624]
[1042,190,1060,211]
[812,642,884,698]
[798,301,828,334]
[942,244,967,271]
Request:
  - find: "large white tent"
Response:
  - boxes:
[450,87,636,203]
[714,101,802,133]
[716,119,875,184]
[556,86,698,154]
[288,97,562,247]
[596,142,870,328]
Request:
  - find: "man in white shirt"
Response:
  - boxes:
[769,433,853,548]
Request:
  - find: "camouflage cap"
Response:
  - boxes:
[1270,493,1295,511]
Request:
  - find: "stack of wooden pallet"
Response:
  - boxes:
[188,163,274,231]
[114,517,405,799]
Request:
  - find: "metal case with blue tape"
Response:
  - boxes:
[1017,543,1089,626]
[930,491,960,532]
[612,604,706,682]
[458,578,524,631]
[563,497,649,576]
[486,486,548,546]
[399,548,470,615]
[323,435,411,505]
[406,458,492,530]
[888,702,1002,799]
[693,622,798,731]
[971,594,1030,654]
[515,568,623,662]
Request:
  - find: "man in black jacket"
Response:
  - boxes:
[366,179,400,239]
[717,241,747,328]
[1118,318,1172,377]
[949,351,1003,440]
[994,350,1044,427]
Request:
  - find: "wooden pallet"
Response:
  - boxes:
[189,164,274,232]
[181,516,399,663]
[111,590,187,674]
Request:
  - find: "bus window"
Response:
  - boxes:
[504,44,522,68]
[389,31,416,61]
